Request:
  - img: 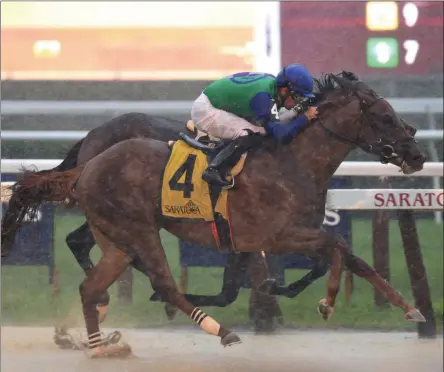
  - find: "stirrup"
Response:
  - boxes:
[222,175,235,190]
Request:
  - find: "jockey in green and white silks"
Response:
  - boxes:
[191,64,319,187]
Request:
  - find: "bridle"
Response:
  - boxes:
[278,65,313,108]
[317,81,416,164]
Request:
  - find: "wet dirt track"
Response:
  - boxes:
[1,327,443,372]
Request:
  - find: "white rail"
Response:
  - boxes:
[2,129,442,141]
[1,100,192,116]
[332,162,443,177]
[1,98,443,116]
[1,182,441,211]
[327,189,443,210]
[1,159,442,177]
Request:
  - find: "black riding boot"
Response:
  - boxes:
[202,134,262,187]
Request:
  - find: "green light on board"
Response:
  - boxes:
[366,38,399,68]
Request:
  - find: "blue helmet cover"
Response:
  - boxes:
[276,64,315,98]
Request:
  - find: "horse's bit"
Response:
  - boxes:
[317,89,415,164]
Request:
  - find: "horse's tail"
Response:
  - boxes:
[1,138,85,260]
[53,137,85,171]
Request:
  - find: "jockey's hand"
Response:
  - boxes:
[304,106,319,121]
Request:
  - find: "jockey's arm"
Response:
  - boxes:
[278,109,298,124]
[263,116,309,144]
[249,92,278,126]
[249,92,309,143]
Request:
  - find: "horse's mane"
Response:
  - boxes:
[312,71,360,104]
[252,71,362,154]
[313,74,337,96]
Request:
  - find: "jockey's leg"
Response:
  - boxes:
[202,134,262,187]
[191,93,266,187]
[191,93,266,139]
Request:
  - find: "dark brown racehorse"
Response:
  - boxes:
[4,72,427,357]
[1,114,286,334]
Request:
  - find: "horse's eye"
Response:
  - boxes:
[407,127,417,136]
[380,115,395,126]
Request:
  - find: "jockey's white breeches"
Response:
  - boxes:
[191,93,266,140]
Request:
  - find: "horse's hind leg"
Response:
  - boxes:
[79,224,134,358]
[259,257,328,298]
[343,250,425,322]
[66,222,110,322]
[66,222,96,274]
[134,228,241,347]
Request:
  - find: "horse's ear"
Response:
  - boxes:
[400,117,417,137]
[342,71,359,81]
[331,74,354,92]
[312,92,323,105]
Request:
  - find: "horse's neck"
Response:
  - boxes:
[244,118,354,192]
[289,121,353,190]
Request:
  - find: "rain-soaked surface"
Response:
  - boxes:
[1,326,443,372]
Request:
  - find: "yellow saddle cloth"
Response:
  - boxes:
[161,140,236,222]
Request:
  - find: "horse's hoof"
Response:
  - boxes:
[54,327,85,350]
[405,308,426,323]
[257,279,278,295]
[317,298,334,321]
[104,331,122,346]
[220,332,242,347]
[87,343,132,359]
[97,305,108,324]
[164,303,179,321]
[150,291,162,302]
[253,318,277,334]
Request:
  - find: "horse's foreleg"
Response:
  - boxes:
[318,243,343,321]
[259,257,328,298]
[151,251,283,331]
[135,228,242,347]
[248,252,284,332]
[149,252,248,312]
[343,251,426,322]
[183,252,249,306]
[268,228,347,321]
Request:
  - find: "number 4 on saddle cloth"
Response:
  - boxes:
[161,123,247,253]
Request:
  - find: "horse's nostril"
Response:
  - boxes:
[413,155,426,163]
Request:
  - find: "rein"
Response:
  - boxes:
[316,83,413,164]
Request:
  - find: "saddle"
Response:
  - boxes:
[161,120,248,253]
[169,120,226,154]
[178,132,224,154]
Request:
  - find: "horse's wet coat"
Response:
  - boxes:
[1,112,285,332]
[3,72,428,356]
